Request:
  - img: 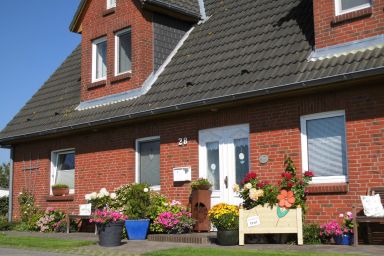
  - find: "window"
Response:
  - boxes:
[115,28,132,75]
[136,137,160,190]
[51,150,75,194]
[107,0,116,9]
[301,111,348,183]
[335,0,371,15]
[92,37,107,82]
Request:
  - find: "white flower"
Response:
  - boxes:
[171,200,181,206]
[339,213,344,218]
[245,183,252,190]
[90,192,97,199]
[143,188,149,193]
[110,193,117,199]
[99,188,109,196]
[249,188,264,201]
[84,194,91,201]
[97,192,104,198]
[346,211,352,217]
[232,184,240,193]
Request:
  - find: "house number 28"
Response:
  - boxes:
[178,137,188,146]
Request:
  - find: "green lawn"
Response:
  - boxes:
[144,247,360,256]
[0,233,95,250]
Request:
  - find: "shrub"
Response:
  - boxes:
[36,207,66,232]
[114,183,150,219]
[0,216,11,231]
[303,223,321,244]
[153,210,194,234]
[18,190,39,223]
[0,196,8,216]
[147,192,169,233]
[84,188,116,210]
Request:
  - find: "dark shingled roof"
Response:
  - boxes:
[1,0,384,143]
[145,0,201,17]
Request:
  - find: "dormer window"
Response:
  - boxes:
[335,0,371,15]
[107,0,116,9]
[92,37,107,82]
[115,28,132,75]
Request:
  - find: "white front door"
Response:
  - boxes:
[199,124,250,206]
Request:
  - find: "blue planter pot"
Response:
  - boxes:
[334,234,353,245]
[125,219,150,240]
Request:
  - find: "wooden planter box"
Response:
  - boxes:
[239,205,303,245]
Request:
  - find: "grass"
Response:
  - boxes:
[143,247,361,256]
[0,233,95,250]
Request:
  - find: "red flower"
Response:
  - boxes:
[241,172,257,184]
[304,171,314,177]
[287,181,294,188]
[282,172,292,180]
[256,180,268,189]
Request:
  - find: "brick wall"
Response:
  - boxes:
[80,0,154,101]
[11,82,384,224]
[313,0,384,49]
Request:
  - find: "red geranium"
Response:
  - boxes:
[241,172,257,184]
[281,172,292,180]
[304,171,314,177]
[287,181,294,188]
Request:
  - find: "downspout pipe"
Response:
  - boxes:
[198,0,207,21]
[8,147,13,222]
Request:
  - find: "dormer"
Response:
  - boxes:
[313,0,384,50]
[69,0,200,103]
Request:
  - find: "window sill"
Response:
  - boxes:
[45,195,74,202]
[307,183,348,194]
[87,80,106,90]
[111,72,132,84]
[332,7,372,25]
[103,7,115,17]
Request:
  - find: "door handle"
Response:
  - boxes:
[224,176,228,189]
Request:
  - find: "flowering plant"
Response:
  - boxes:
[36,207,66,232]
[153,210,195,234]
[191,178,212,190]
[114,183,150,219]
[89,209,128,224]
[339,211,354,234]
[85,188,116,210]
[208,203,239,231]
[320,220,342,241]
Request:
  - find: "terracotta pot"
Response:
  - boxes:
[52,187,69,196]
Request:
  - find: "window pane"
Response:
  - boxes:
[55,170,75,189]
[96,41,107,79]
[341,0,370,10]
[118,31,131,73]
[234,138,249,185]
[57,153,75,170]
[207,142,220,190]
[307,116,347,177]
[139,140,160,186]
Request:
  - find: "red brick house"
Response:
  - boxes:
[0,0,383,226]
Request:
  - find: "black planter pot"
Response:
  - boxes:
[217,229,239,246]
[97,221,125,247]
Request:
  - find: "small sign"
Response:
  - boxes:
[79,203,92,216]
[259,155,269,164]
[247,215,261,227]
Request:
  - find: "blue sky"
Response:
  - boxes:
[0,0,81,163]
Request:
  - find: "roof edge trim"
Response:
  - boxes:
[2,66,384,144]
[69,0,87,33]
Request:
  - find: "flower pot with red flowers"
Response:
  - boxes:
[51,184,69,196]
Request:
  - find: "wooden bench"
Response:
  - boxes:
[353,187,384,246]
[66,214,97,234]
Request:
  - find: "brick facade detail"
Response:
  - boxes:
[11,82,384,224]
[313,0,384,48]
[81,0,153,101]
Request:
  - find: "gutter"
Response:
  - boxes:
[0,66,384,144]
[8,147,13,222]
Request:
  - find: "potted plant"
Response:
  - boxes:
[51,184,69,196]
[90,209,128,247]
[115,183,151,240]
[320,212,354,245]
[208,203,239,245]
[191,178,212,190]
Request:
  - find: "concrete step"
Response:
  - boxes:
[147,232,216,244]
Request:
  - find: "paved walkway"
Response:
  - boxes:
[1,231,384,256]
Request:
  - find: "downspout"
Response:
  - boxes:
[8,147,13,222]
[198,0,207,21]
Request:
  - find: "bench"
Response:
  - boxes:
[353,187,384,246]
[66,204,97,234]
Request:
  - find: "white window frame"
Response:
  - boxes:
[92,37,107,83]
[107,0,116,9]
[300,110,348,184]
[115,28,132,76]
[335,0,371,16]
[50,149,75,195]
[135,136,161,191]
